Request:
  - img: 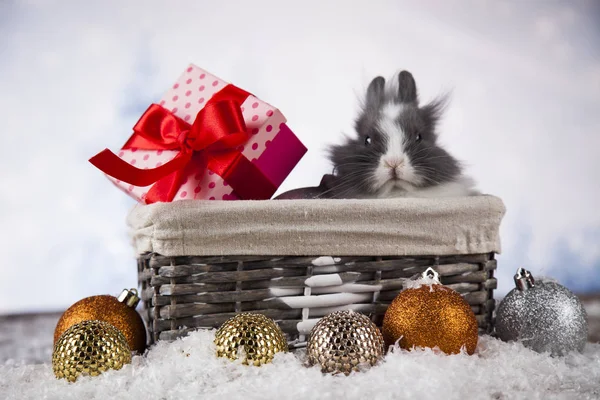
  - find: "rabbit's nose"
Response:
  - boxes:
[384,157,405,169]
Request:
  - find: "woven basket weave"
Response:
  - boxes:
[138,253,497,347]
[131,197,505,348]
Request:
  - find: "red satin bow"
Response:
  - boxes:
[89,86,277,203]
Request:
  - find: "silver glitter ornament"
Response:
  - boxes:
[495,267,588,356]
[306,310,385,375]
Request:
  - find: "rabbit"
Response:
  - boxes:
[324,70,480,199]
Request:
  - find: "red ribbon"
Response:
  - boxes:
[89,85,277,203]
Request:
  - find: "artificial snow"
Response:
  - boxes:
[304,274,344,288]
[311,256,341,266]
[2,330,600,400]
[278,292,372,309]
[311,283,383,294]
[403,269,440,291]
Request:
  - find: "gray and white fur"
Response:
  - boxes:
[326,71,478,199]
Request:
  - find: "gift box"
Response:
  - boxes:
[90,64,307,203]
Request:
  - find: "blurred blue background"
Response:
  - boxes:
[0,0,599,314]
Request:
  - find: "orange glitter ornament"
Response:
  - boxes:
[382,268,479,355]
[53,289,147,354]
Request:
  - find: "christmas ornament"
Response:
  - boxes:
[306,310,385,375]
[495,267,588,356]
[214,313,288,366]
[52,320,132,382]
[382,267,479,355]
[54,288,147,354]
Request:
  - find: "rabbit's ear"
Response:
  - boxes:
[397,70,418,103]
[365,76,385,110]
[419,94,449,136]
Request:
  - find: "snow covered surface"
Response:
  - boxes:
[1,330,599,400]
[2,310,600,400]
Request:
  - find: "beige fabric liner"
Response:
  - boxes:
[127,195,506,257]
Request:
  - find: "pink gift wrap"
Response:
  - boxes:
[106,64,307,203]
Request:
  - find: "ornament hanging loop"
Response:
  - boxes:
[514,267,535,291]
[422,267,441,284]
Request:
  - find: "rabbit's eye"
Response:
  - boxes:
[415,133,422,142]
[364,136,372,146]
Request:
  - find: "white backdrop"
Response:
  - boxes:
[0,0,599,313]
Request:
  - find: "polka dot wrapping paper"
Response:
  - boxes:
[103,64,307,204]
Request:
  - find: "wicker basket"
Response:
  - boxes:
[130,196,505,348]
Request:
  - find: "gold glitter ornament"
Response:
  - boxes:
[54,289,147,354]
[52,320,132,382]
[306,310,385,376]
[382,267,479,355]
[214,313,288,366]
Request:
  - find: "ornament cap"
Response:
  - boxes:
[514,267,535,291]
[117,288,141,308]
[422,267,441,284]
